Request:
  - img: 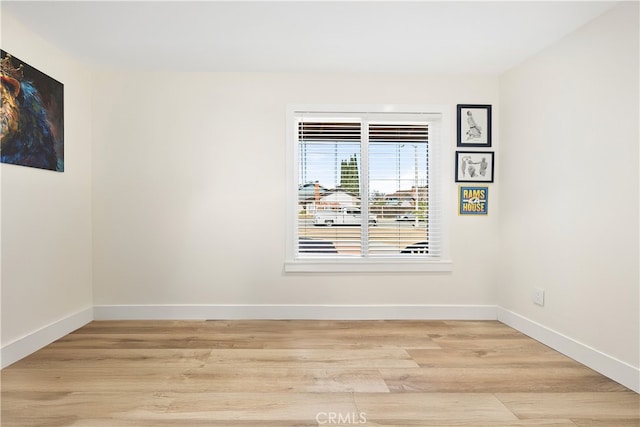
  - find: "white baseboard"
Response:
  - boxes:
[497,307,640,394]
[93,304,498,321]
[1,307,93,369]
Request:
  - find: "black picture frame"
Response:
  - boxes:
[457,104,491,147]
[455,151,494,183]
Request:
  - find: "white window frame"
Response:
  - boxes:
[285,104,452,273]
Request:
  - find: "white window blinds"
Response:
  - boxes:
[295,112,443,260]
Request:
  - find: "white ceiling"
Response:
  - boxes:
[2,1,619,74]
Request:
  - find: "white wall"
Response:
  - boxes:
[4,1,637,391]
[1,12,93,355]
[499,3,639,369]
[91,72,500,307]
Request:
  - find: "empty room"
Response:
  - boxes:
[1,1,638,426]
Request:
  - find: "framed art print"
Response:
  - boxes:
[455,151,494,183]
[457,104,491,147]
[459,186,489,215]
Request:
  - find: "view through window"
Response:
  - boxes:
[295,112,442,259]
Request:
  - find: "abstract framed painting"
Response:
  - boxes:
[1,50,64,172]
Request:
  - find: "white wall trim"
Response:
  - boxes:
[284,260,454,273]
[1,307,93,369]
[93,304,498,321]
[497,307,640,393]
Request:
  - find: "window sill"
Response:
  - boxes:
[284,259,453,273]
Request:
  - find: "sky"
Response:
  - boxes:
[299,142,428,196]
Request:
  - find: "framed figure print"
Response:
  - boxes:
[457,104,491,147]
[455,151,494,183]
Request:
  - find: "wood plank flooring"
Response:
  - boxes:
[1,320,638,426]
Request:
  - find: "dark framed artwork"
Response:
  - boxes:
[1,50,64,172]
[457,104,491,147]
[455,151,494,183]
[459,186,489,215]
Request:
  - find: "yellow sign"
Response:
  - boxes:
[459,186,488,215]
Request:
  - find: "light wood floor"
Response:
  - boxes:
[1,320,638,426]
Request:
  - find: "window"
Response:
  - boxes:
[286,105,451,272]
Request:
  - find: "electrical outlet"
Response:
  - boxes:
[533,288,545,306]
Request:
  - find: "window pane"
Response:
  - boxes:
[368,124,429,257]
[294,116,437,260]
[298,121,363,257]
